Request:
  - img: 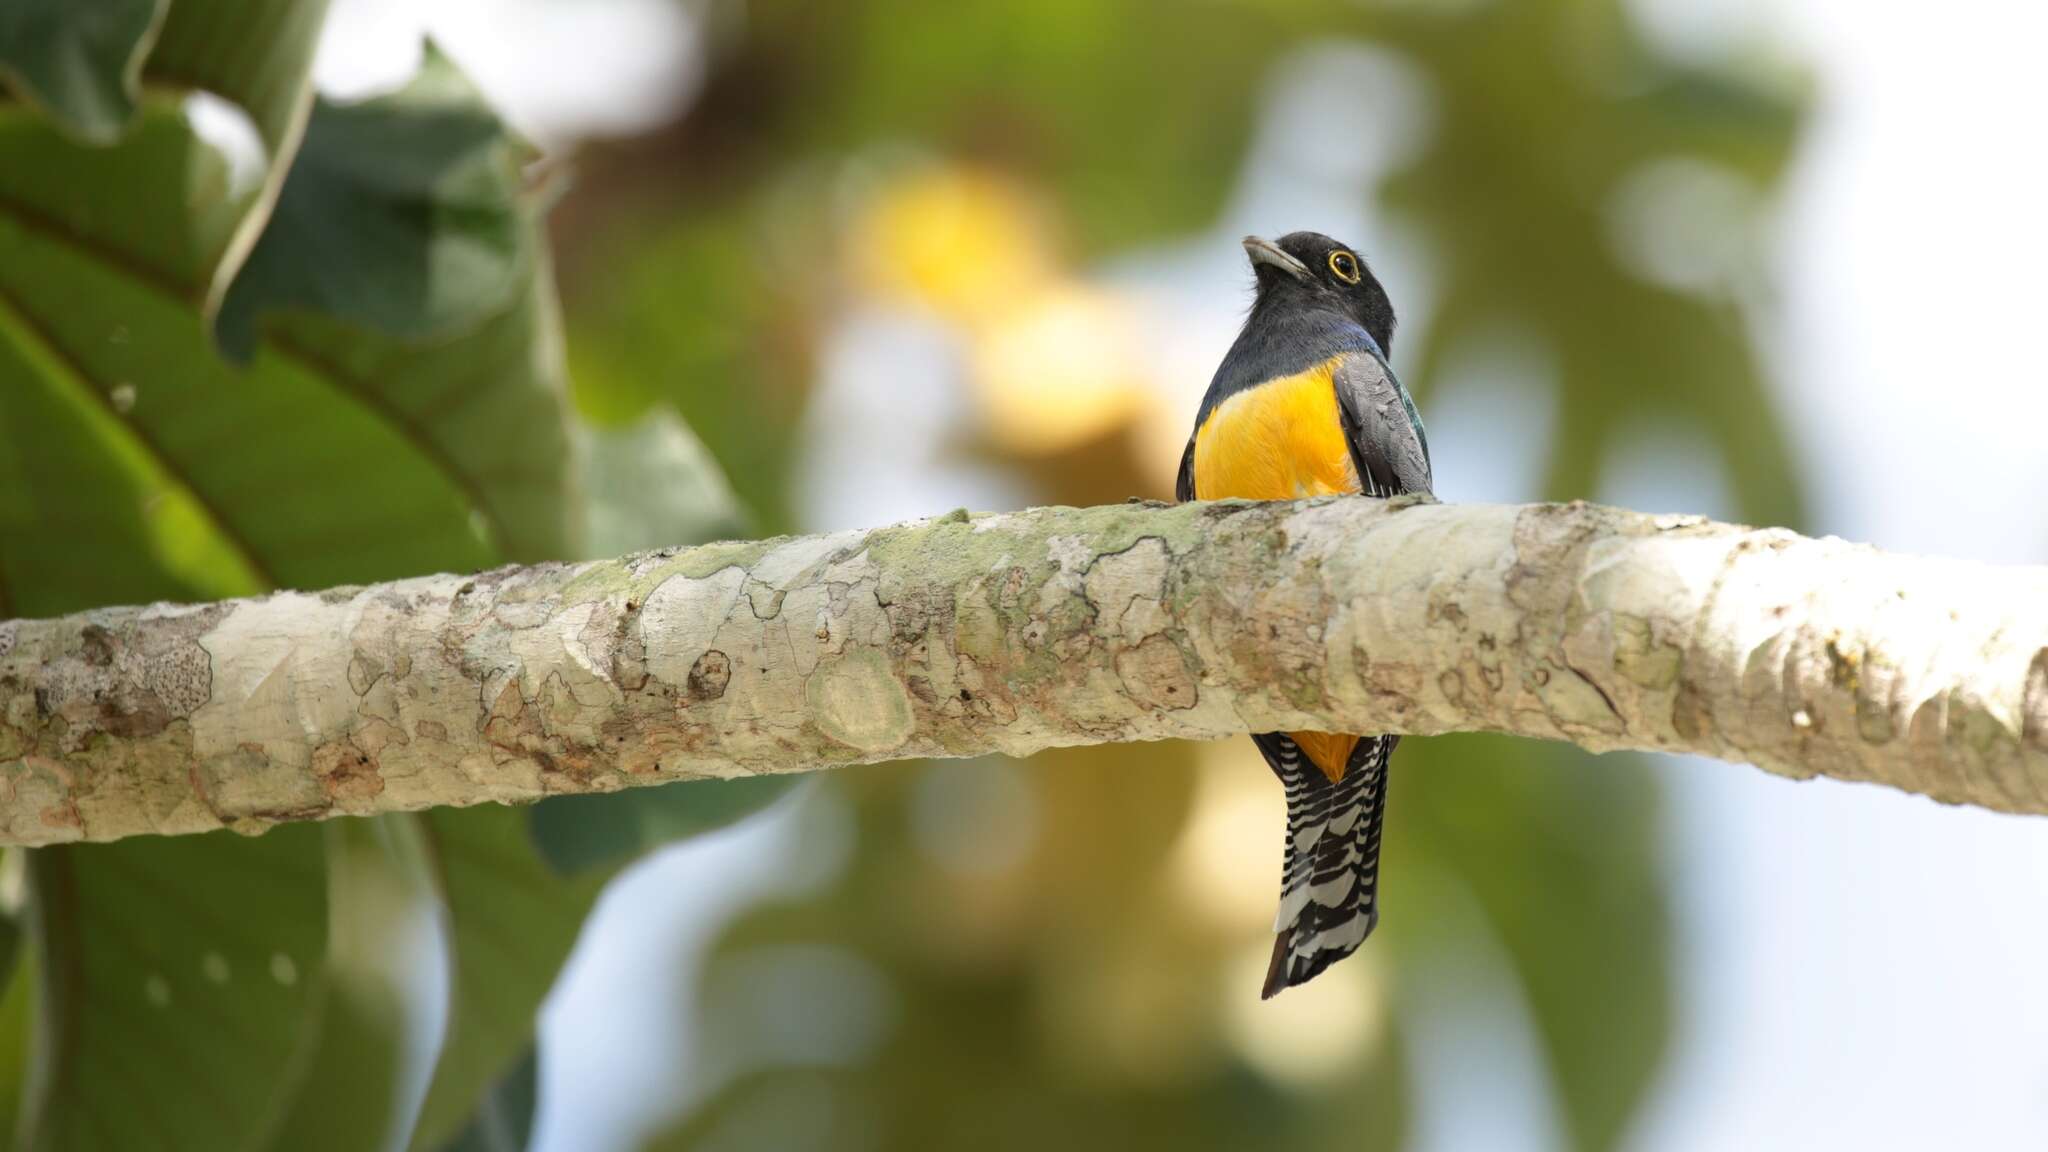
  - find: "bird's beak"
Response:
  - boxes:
[1242,235,1310,282]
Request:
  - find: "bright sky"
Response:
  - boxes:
[1630,3,2048,1149]
[308,3,2048,1149]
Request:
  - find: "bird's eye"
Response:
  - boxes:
[1328,251,1362,285]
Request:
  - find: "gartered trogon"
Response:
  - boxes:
[1175,233,1432,998]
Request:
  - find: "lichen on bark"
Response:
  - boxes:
[4,497,2048,846]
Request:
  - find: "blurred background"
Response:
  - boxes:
[6,0,2048,1149]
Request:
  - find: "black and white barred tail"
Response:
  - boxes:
[1254,733,1395,999]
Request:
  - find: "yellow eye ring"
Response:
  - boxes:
[1328,251,1362,285]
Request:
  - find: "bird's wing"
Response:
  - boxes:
[1332,350,1433,498]
[1174,434,1197,503]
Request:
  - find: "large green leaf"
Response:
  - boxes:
[145,0,334,311]
[0,103,546,600]
[0,106,269,615]
[0,0,332,301]
[577,407,748,559]
[1,29,624,1152]
[0,0,167,144]
[408,807,605,1152]
[0,17,275,618]
[265,818,438,1152]
[0,891,32,1140]
[0,9,394,1149]
[24,826,328,1152]
[144,0,330,161]
[216,41,531,359]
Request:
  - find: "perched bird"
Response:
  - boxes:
[1176,233,1432,998]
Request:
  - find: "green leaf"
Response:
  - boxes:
[0,896,34,1141]
[408,807,604,1152]
[216,42,532,360]
[528,776,800,877]
[0,0,390,618]
[0,107,265,618]
[24,826,328,1152]
[0,864,22,994]
[0,88,569,615]
[0,0,333,303]
[144,0,331,162]
[0,0,167,143]
[1398,735,1670,1152]
[576,407,749,559]
[145,0,335,311]
[2,33,601,1152]
[265,818,438,1152]
[0,103,519,611]
[2,15,756,1152]
[565,214,810,535]
[433,1045,537,1152]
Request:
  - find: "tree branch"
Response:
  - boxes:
[4,497,2046,845]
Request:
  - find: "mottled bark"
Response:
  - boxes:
[4,498,2047,845]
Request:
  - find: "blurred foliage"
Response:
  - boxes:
[0,0,165,143]
[1396,735,1671,1151]
[265,818,434,1152]
[438,1046,540,1152]
[549,3,1808,1152]
[659,746,1409,1152]
[0,0,1810,1149]
[0,2,773,1149]
[406,806,606,1152]
[561,206,816,534]
[26,825,327,1150]
[1376,1,1807,527]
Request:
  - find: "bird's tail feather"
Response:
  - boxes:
[1255,734,1394,999]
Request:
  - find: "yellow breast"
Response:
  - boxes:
[1191,356,1359,502]
[1192,355,1360,783]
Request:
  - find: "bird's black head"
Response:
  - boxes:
[1243,231,1396,355]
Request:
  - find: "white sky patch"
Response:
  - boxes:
[1597,419,1738,525]
[1605,157,1766,296]
[312,0,703,148]
[1400,868,1567,1152]
[1420,324,1560,506]
[183,91,266,198]
[1772,0,2048,562]
[535,786,852,1152]
[1625,4,2048,1151]
[795,307,1029,533]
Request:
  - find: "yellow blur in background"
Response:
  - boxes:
[540,1,1804,1148]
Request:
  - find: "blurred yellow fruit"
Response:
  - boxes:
[850,166,1054,322]
[971,283,1149,455]
[1171,741,1287,931]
